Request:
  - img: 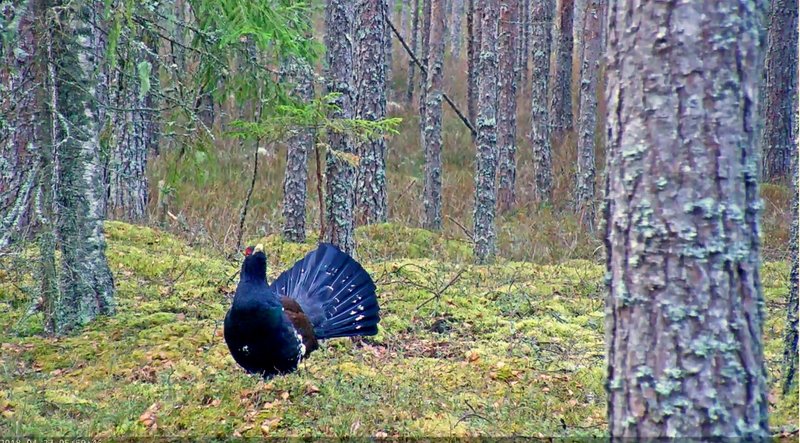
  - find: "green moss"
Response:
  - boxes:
[0,222,794,437]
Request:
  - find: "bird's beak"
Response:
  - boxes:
[254,243,264,253]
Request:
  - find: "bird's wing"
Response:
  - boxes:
[280,296,319,355]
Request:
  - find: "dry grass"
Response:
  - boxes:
[145,35,792,265]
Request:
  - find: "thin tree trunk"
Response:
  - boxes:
[496,0,519,214]
[604,0,769,437]
[759,0,798,181]
[548,0,573,135]
[451,0,464,58]
[355,0,389,225]
[574,0,603,231]
[282,56,315,242]
[324,0,357,254]
[783,153,799,394]
[422,0,446,230]
[418,0,432,122]
[406,0,420,105]
[473,0,499,264]
[466,0,477,128]
[530,0,554,203]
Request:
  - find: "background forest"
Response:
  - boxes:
[0,0,798,438]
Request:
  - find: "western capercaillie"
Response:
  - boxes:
[223,243,380,377]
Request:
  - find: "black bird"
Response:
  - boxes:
[223,243,380,377]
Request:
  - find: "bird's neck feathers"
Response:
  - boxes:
[240,253,268,283]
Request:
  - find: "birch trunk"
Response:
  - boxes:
[604,0,769,436]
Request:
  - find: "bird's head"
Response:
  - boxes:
[241,243,267,282]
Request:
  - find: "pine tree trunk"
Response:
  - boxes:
[0,1,39,248]
[355,0,389,225]
[422,0,446,230]
[759,0,797,181]
[50,0,116,335]
[530,0,554,203]
[574,0,603,231]
[324,0,357,254]
[548,0,573,135]
[783,154,799,394]
[406,0,420,105]
[496,0,519,214]
[518,0,530,87]
[466,0,477,128]
[106,34,155,222]
[604,0,769,437]
[473,0,499,264]
[281,56,315,242]
[418,0,432,122]
[451,0,464,58]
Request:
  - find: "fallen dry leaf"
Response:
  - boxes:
[139,402,160,430]
[304,383,320,396]
[374,431,388,438]
[280,391,290,401]
[260,417,281,435]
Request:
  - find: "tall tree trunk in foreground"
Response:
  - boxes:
[759,0,797,181]
[473,0,499,264]
[406,0,420,105]
[604,0,769,437]
[530,0,554,203]
[48,0,116,335]
[355,0,389,225]
[282,56,315,242]
[324,0,357,254]
[496,0,519,214]
[549,0,573,135]
[518,0,530,86]
[574,0,603,230]
[422,0,446,230]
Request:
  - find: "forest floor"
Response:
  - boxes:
[1,222,796,437]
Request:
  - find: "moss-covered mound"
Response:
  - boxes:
[0,222,794,437]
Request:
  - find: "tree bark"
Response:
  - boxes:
[518,0,531,87]
[496,0,519,214]
[0,0,39,249]
[473,0,499,264]
[422,0,446,230]
[604,0,769,437]
[530,0,554,203]
[548,0,574,135]
[418,0,432,123]
[281,56,315,242]
[405,0,420,105]
[324,0,357,254]
[48,0,116,335]
[783,153,799,394]
[451,0,464,58]
[466,0,481,130]
[574,0,603,230]
[759,0,798,181]
[355,0,389,226]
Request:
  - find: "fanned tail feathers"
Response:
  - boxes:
[269,243,379,339]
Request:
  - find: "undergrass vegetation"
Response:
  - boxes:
[1,222,795,437]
